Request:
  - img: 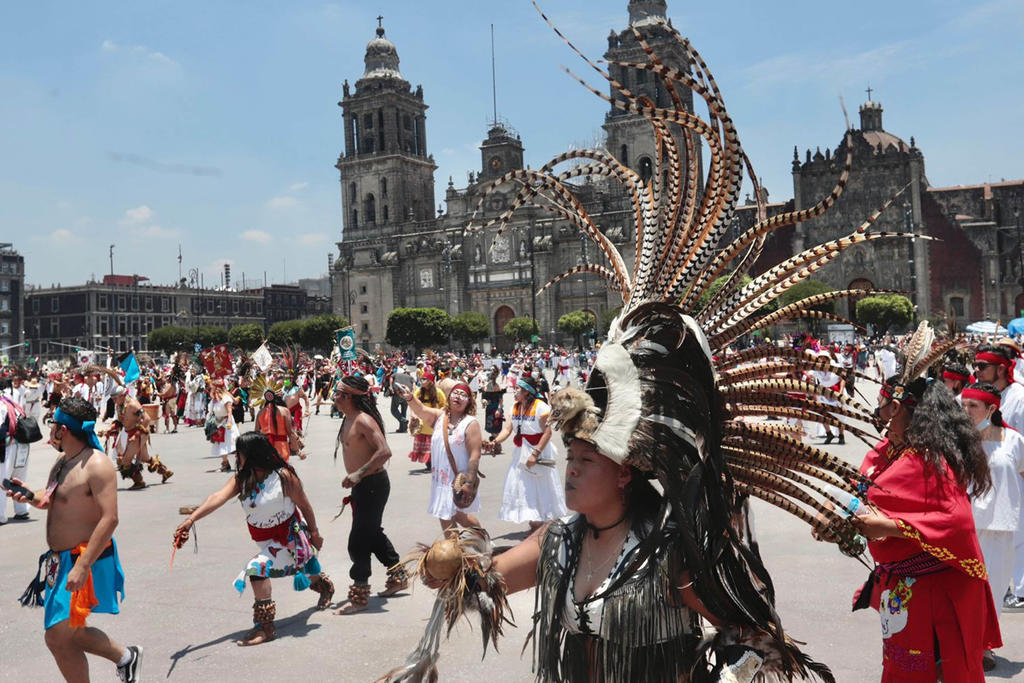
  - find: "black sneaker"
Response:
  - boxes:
[13,512,29,520]
[117,645,142,682]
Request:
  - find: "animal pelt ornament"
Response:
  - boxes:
[548,386,601,447]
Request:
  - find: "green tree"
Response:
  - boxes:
[856,294,914,335]
[450,311,490,347]
[385,308,451,351]
[502,316,539,343]
[558,310,596,347]
[778,279,836,314]
[299,314,350,353]
[268,319,304,347]
[194,325,228,348]
[228,323,265,351]
[147,325,192,354]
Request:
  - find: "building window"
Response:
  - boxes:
[144,296,153,311]
[131,295,139,310]
[949,296,965,317]
[256,302,263,314]
[161,297,170,312]
[638,156,653,185]
[245,301,252,314]
[98,294,108,310]
[50,320,59,336]
[361,322,370,334]
[206,300,214,314]
[0,321,8,335]
[51,297,59,313]
[0,279,8,292]
[117,295,126,311]
[365,193,376,224]
[232,300,239,314]
[99,318,108,335]
[381,177,388,196]
[32,298,39,314]
[360,304,368,314]
[192,298,202,314]
[363,113,374,129]
[360,284,367,295]
[0,297,8,312]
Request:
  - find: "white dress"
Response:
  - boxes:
[499,399,568,523]
[974,429,1024,606]
[207,397,239,456]
[427,414,481,519]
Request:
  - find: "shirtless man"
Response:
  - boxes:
[157,376,179,433]
[5,396,142,682]
[332,375,405,615]
[113,395,172,489]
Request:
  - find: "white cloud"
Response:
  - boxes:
[288,181,309,192]
[140,225,179,238]
[299,233,328,245]
[121,204,154,225]
[266,196,299,209]
[101,39,177,66]
[241,229,272,244]
[49,228,80,244]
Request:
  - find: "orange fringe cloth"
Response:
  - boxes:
[68,540,111,628]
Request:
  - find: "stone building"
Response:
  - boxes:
[0,243,26,361]
[333,1,699,350]
[333,1,1023,349]
[789,98,1023,326]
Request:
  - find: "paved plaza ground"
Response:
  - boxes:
[2,378,1022,682]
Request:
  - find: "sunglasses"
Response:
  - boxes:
[973,362,992,371]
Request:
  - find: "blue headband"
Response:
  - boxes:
[53,407,104,452]
[517,379,540,399]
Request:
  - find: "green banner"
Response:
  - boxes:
[336,326,357,361]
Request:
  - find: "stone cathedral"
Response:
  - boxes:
[332,1,1023,351]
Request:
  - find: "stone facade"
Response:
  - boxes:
[0,243,26,361]
[333,2,1023,349]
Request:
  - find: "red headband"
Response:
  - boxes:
[961,387,1000,407]
[975,351,1012,369]
[942,370,971,383]
[450,382,472,397]
[881,382,919,408]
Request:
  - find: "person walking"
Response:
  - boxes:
[172,431,333,646]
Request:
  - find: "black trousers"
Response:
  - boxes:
[348,470,400,583]
[390,396,408,428]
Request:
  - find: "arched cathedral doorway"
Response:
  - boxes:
[494,305,515,352]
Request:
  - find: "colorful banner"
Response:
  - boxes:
[199,344,232,379]
[336,327,357,361]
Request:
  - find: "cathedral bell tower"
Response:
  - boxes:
[336,20,436,233]
[602,1,701,189]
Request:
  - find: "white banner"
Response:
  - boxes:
[251,343,273,373]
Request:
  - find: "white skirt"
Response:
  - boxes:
[498,442,567,523]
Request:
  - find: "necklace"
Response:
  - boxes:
[582,532,626,583]
[584,512,629,539]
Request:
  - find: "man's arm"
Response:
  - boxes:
[342,415,392,488]
[67,454,119,591]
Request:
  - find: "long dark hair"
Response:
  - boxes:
[341,375,385,435]
[235,431,294,501]
[907,380,991,496]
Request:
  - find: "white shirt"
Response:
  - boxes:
[1000,382,1024,434]
[972,429,1024,531]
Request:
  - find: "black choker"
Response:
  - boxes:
[584,513,628,539]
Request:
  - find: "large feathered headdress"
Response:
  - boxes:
[464,5,923,679]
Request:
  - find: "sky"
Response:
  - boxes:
[3,0,1022,290]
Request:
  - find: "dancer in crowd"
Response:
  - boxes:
[157,375,179,433]
[480,367,505,439]
[961,381,1024,669]
[407,372,444,472]
[332,375,406,614]
[8,397,142,682]
[0,388,32,523]
[255,383,301,462]
[941,360,971,398]
[378,9,917,680]
[490,375,566,530]
[397,380,482,532]
[841,329,1000,681]
[206,379,240,473]
[173,431,333,646]
[113,394,172,489]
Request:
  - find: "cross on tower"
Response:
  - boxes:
[377,15,384,28]
[865,86,873,101]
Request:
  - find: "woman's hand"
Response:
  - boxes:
[525,452,538,469]
[850,508,898,541]
[173,519,193,548]
[309,529,324,551]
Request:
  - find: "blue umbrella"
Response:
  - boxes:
[1008,318,1024,337]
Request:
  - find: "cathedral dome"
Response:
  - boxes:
[363,25,403,80]
[858,98,908,153]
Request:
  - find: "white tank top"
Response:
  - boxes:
[242,470,295,528]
